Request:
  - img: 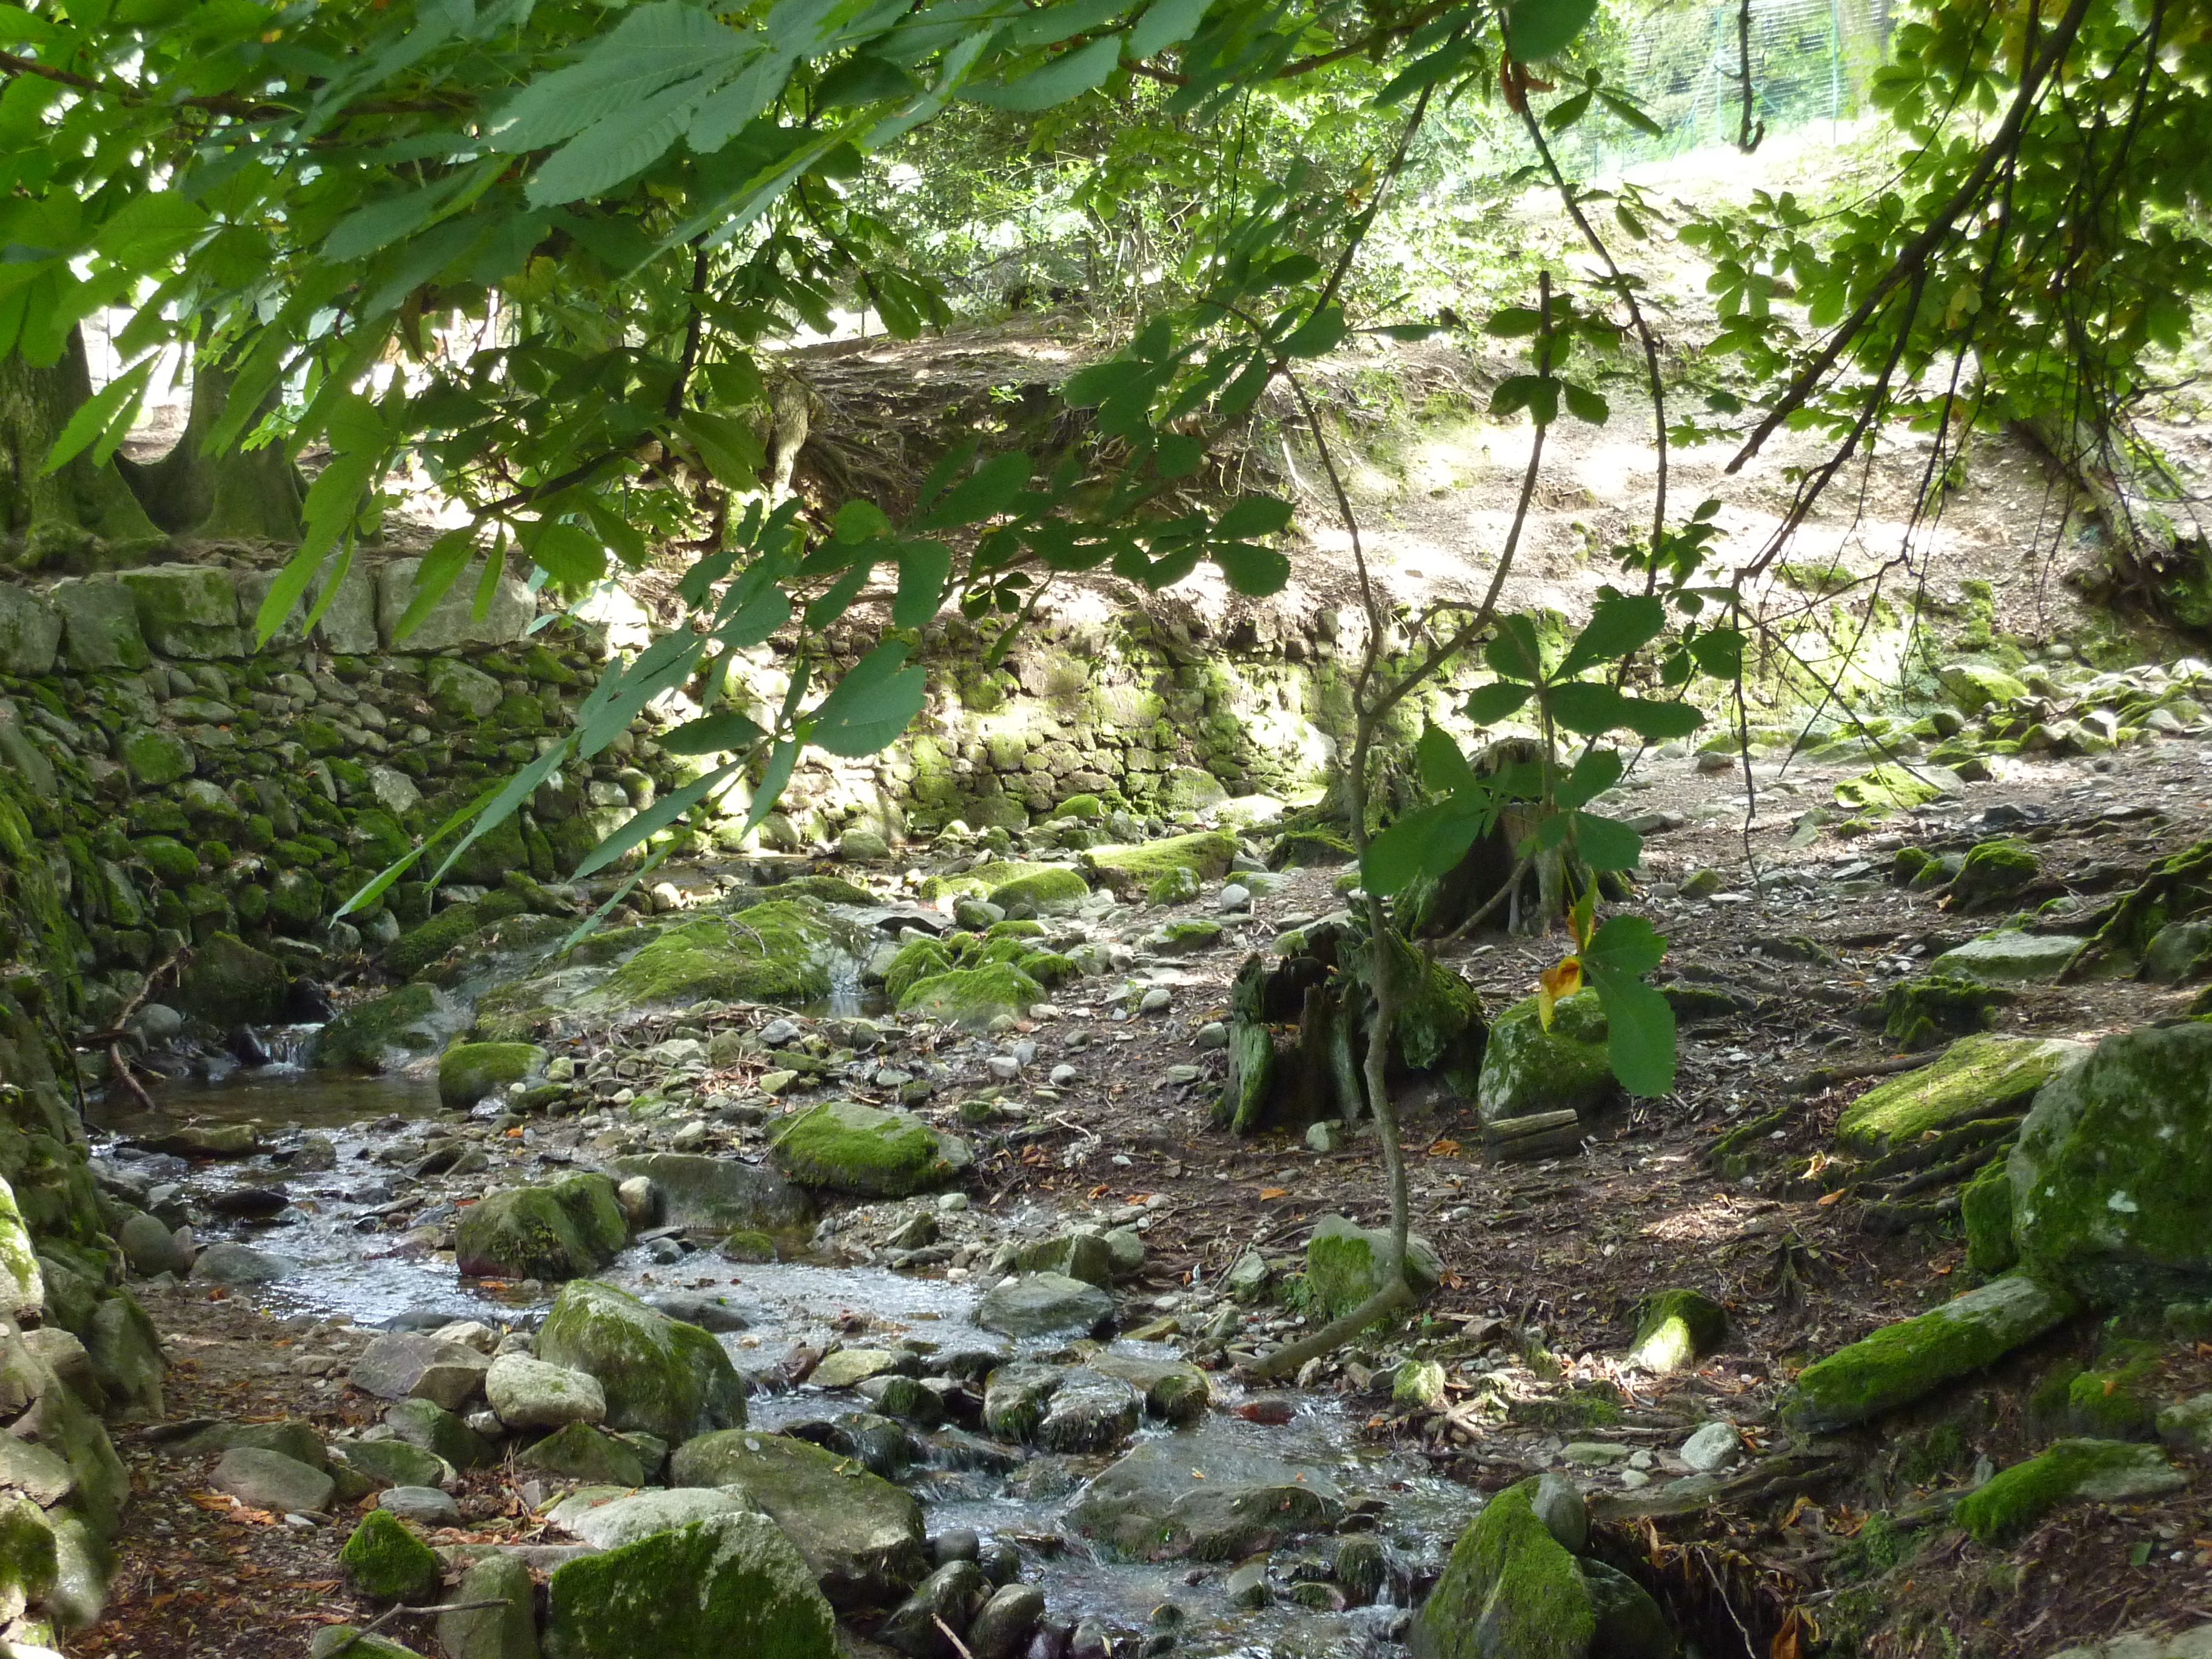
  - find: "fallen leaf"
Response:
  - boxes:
[1817,1190,1845,1207]
[1429,1139,1463,1158]
[1258,1187,1288,1201]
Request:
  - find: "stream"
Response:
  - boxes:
[92,1062,1484,1659]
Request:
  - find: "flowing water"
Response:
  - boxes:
[101,1063,1481,1657]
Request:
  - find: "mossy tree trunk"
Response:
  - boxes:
[116,341,304,540]
[0,331,164,569]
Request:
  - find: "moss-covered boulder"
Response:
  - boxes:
[1837,1034,2086,1151]
[122,728,194,788]
[1626,1290,1729,1373]
[1084,832,1238,899]
[669,1431,927,1611]
[174,933,288,1025]
[339,1508,440,1603]
[988,866,1091,914]
[1937,662,2029,713]
[1834,762,1957,814]
[1962,1155,2018,1275]
[1789,1275,2077,1430]
[1305,1215,1443,1319]
[1476,992,1618,1127]
[1876,971,2016,1049]
[312,984,457,1071]
[916,860,1063,905]
[544,1512,837,1659]
[1410,1477,1673,1659]
[439,1553,537,1659]
[768,1101,971,1197]
[118,565,243,658]
[438,1042,547,1108]
[881,937,954,1004]
[897,963,1043,1027]
[1954,1439,2184,1546]
[516,1423,648,1487]
[535,1280,745,1443]
[2011,1021,2212,1302]
[1948,839,2040,911]
[453,1175,627,1282]
[584,902,851,1014]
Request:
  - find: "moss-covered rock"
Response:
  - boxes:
[1953,1439,2184,1546]
[881,937,954,1004]
[118,565,243,658]
[668,1431,927,1611]
[133,835,200,886]
[587,901,850,1013]
[1877,972,2016,1049]
[312,984,455,1071]
[768,1100,971,1196]
[1268,828,1355,870]
[1937,662,2030,713]
[516,1422,649,1487]
[1834,763,1956,814]
[898,963,1044,1027]
[1789,1275,2077,1430]
[2012,1021,2212,1302]
[1948,839,2040,912]
[339,1508,440,1603]
[544,1512,837,1659]
[1052,794,1105,821]
[1410,1479,1595,1659]
[988,866,1091,914]
[916,860,1063,905]
[1305,1215,1442,1319]
[772,874,876,906]
[1837,1034,2085,1151]
[1476,992,1617,1127]
[535,1280,745,1443]
[1930,931,2086,982]
[453,1175,626,1282]
[1084,832,1238,899]
[1962,1155,2018,1275]
[173,933,287,1025]
[1626,1289,1729,1373]
[121,728,194,788]
[438,1042,547,1108]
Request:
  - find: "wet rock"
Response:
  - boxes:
[439,1043,547,1108]
[977,1274,1114,1339]
[543,1512,836,1659]
[608,1153,813,1234]
[1080,1353,1210,1426]
[671,1430,928,1610]
[438,1552,538,1659]
[536,1280,746,1443]
[175,933,290,1026]
[1225,1560,1271,1609]
[1011,1232,1114,1288]
[452,1174,628,1282]
[768,1101,971,1198]
[212,1447,332,1513]
[645,1292,753,1333]
[1065,1439,1346,1561]
[486,1354,606,1431]
[879,1559,990,1659]
[970,1583,1047,1659]
[186,1241,293,1292]
[312,984,462,1071]
[812,1349,903,1390]
[2012,1021,2212,1302]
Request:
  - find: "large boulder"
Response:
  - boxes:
[485,1353,605,1431]
[2011,1021,2212,1302]
[668,1431,927,1610]
[535,1280,745,1443]
[975,1273,1113,1339]
[1931,931,2084,982]
[1084,833,1238,900]
[607,1153,813,1235]
[174,934,288,1025]
[1305,1215,1442,1319]
[453,1175,628,1282]
[548,1487,755,1552]
[1836,1034,2087,1152]
[543,1513,837,1659]
[0,588,59,675]
[438,1553,538,1659]
[1476,992,1619,1128]
[439,1042,547,1108]
[1412,1476,1673,1659]
[312,984,463,1072]
[579,903,856,1016]
[51,576,149,671]
[768,1101,971,1198]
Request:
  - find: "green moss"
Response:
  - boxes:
[313,984,447,1071]
[515,1423,648,1486]
[1877,973,2014,1050]
[1477,991,1615,1121]
[1016,950,1074,987]
[1052,794,1105,820]
[1161,919,1222,947]
[1834,763,1947,814]
[454,1186,609,1282]
[1897,1419,1975,1486]
[537,1279,747,1443]
[1954,1439,2182,1546]
[384,893,526,980]
[2063,1348,2161,1439]
[1949,840,2039,913]
[985,919,1046,940]
[545,1513,837,1659]
[133,836,199,886]
[1626,1289,1729,1373]
[1270,828,1355,870]
[722,1228,776,1263]
[915,860,1062,904]
[1836,1035,2082,1150]
[1962,1155,2019,1275]
[438,1042,545,1108]
[1085,832,1238,898]
[882,937,954,1005]
[768,1100,965,1196]
[599,902,843,1010]
[1411,1480,1594,1659]
[771,874,876,907]
[898,963,1044,1027]
[1789,1275,2077,1429]
[990,866,1091,913]
[340,1509,440,1603]
[1305,1215,1441,1318]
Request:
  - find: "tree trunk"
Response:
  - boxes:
[2016,413,2212,635]
[117,343,304,540]
[0,330,164,570]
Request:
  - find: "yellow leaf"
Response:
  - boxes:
[1259,1187,1288,1200]
[1535,957,1583,1027]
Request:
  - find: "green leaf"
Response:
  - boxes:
[662,710,765,753]
[1689,627,1745,678]
[1154,431,1205,477]
[1506,0,1598,60]
[385,526,477,647]
[572,760,743,877]
[1215,494,1293,539]
[41,357,152,474]
[1613,695,1704,742]
[965,32,1124,110]
[1555,592,1666,680]
[1007,0,1127,49]
[1584,912,1668,974]
[1417,723,1476,794]
[1543,89,1593,131]
[1279,305,1347,358]
[1587,968,1675,1096]
[1362,801,1475,897]
[1555,745,1624,809]
[912,450,1031,530]
[1490,375,1559,424]
[527,521,606,586]
[1570,809,1641,871]
[1464,681,1533,722]
[1483,615,1547,683]
[804,558,873,629]
[1486,306,1543,337]
[814,53,922,107]
[1597,85,1664,136]
[1563,381,1609,424]
[736,737,799,839]
[834,499,893,542]
[893,540,953,628]
[676,409,767,489]
[1212,544,1289,595]
[1129,0,1212,56]
[808,641,927,756]
[489,1,748,153]
[427,739,578,886]
[575,629,708,757]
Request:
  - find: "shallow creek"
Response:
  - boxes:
[93,1064,1484,1658]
